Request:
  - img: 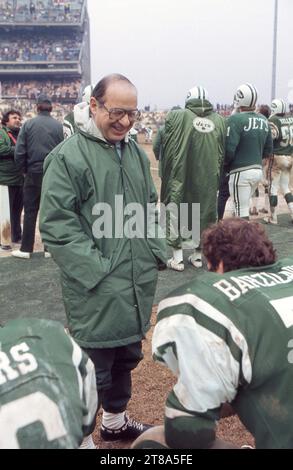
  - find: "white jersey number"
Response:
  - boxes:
[270,296,293,328]
[280,125,293,147]
[0,392,67,449]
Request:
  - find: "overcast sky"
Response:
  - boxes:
[87,0,293,110]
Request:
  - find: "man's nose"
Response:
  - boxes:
[119,114,131,126]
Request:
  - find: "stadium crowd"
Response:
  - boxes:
[0,33,81,62]
[0,0,84,24]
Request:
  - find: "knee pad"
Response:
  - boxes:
[269,195,278,207]
[285,192,293,204]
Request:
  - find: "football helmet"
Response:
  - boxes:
[186,86,208,102]
[82,84,94,104]
[233,83,258,109]
[271,99,286,115]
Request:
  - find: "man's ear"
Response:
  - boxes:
[216,260,225,274]
[207,259,224,273]
[89,97,98,115]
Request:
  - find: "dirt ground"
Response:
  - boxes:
[93,306,255,450]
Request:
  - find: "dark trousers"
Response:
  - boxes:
[21,173,43,253]
[8,185,23,243]
[83,342,143,414]
[217,173,230,220]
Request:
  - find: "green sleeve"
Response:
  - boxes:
[217,119,227,179]
[152,127,164,161]
[143,150,167,264]
[165,390,220,449]
[14,125,28,170]
[40,153,111,290]
[0,129,12,157]
[263,126,273,158]
[225,116,240,167]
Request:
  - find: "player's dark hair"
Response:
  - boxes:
[202,218,276,272]
[258,105,271,119]
[92,73,136,103]
[1,109,21,126]
[37,103,52,113]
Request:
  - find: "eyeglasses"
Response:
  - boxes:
[99,103,141,122]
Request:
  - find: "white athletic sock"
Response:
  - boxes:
[173,248,183,263]
[102,411,126,430]
[288,202,293,220]
[79,434,96,449]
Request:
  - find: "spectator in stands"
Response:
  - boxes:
[0,317,97,449]
[12,95,63,259]
[29,2,35,16]
[0,109,23,249]
[64,2,71,15]
[40,73,166,444]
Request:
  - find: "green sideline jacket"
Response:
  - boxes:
[160,99,226,241]
[40,107,166,349]
[0,127,23,186]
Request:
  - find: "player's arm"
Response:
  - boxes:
[68,336,98,436]
[224,117,241,167]
[263,124,274,158]
[152,307,240,449]
[0,129,13,157]
[14,124,28,170]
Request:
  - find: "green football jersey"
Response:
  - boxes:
[153,258,293,449]
[269,115,293,155]
[0,318,97,449]
[63,111,76,139]
[225,111,273,174]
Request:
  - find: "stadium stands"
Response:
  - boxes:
[0,0,90,121]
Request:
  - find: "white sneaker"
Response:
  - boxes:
[264,215,278,225]
[11,249,31,259]
[79,434,97,449]
[188,254,202,268]
[44,252,52,258]
[167,258,184,272]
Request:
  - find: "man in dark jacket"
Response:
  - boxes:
[12,95,63,259]
[0,110,23,249]
[40,73,167,445]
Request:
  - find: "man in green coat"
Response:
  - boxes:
[160,86,226,271]
[40,73,166,443]
[0,110,23,249]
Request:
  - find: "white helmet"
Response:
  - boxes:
[233,83,258,109]
[271,99,286,115]
[82,84,94,104]
[186,86,208,102]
